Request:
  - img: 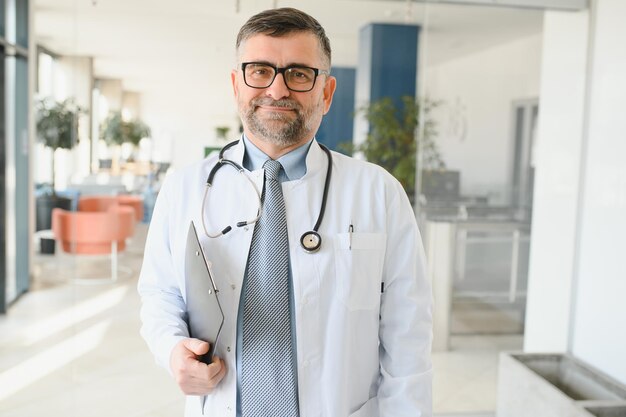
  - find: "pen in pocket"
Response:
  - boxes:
[348,223,354,250]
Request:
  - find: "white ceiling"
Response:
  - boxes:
[34,0,544,94]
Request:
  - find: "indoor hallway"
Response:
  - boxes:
[0,224,512,416]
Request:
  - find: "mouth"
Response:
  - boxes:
[252,98,300,115]
[257,105,296,113]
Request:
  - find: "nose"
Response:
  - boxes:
[265,72,290,100]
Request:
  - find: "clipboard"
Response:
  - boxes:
[184,221,225,364]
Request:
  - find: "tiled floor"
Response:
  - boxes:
[0,224,516,416]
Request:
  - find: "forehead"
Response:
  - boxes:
[238,32,324,66]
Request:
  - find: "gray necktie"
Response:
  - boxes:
[241,159,299,417]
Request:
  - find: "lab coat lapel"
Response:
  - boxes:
[283,140,327,298]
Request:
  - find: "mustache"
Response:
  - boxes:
[251,98,301,111]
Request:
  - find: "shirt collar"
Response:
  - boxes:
[242,134,312,181]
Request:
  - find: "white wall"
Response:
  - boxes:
[52,56,93,188]
[141,73,239,168]
[525,0,626,385]
[122,92,141,120]
[424,34,542,203]
[138,26,242,168]
[524,9,589,353]
[98,79,123,112]
[570,0,626,385]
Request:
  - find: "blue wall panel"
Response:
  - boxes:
[316,66,356,153]
[353,23,420,148]
[369,24,419,106]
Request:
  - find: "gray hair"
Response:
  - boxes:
[236,7,332,67]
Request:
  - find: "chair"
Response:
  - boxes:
[117,195,144,222]
[78,195,144,222]
[51,206,135,283]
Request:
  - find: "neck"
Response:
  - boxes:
[245,132,310,160]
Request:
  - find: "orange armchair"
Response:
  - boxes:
[52,206,135,282]
[78,195,144,222]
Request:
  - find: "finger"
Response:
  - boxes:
[187,360,223,393]
[208,361,227,388]
[206,357,224,379]
[183,338,210,356]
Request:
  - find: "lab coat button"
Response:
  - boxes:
[231,284,236,290]
[227,346,231,352]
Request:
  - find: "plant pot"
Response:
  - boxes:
[497,353,626,417]
[35,194,73,254]
[583,405,626,417]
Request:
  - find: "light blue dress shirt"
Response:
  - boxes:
[236,135,313,416]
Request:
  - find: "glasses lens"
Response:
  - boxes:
[284,67,316,91]
[244,63,276,88]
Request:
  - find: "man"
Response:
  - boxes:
[138,7,432,417]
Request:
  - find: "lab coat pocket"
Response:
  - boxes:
[334,232,386,311]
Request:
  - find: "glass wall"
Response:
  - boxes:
[414,3,543,413]
[1,0,30,311]
[0,45,5,313]
[14,55,29,298]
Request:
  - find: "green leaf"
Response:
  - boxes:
[35,98,82,151]
[100,111,151,146]
[354,96,445,200]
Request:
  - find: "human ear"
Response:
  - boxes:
[231,69,239,99]
[322,76,337,114]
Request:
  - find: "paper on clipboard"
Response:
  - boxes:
[184,221,225,364]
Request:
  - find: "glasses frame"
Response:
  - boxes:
[241,62,330,92]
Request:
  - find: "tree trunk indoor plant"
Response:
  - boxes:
[100,111,151,167]
[347,96,446,204]
[35,98,81,252]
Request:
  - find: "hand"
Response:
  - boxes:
[169,338,227,395]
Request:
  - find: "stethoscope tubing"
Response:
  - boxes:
[201,139,332,252]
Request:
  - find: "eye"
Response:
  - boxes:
[287,68,314,83]
[246,64,273,78]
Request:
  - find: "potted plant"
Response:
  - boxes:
[35,98,82,251]
[347,96,445,203]
[100,111,151,164]
[101,111,151,146]
[215,126,230,141]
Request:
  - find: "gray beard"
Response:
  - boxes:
[242,98,317,148]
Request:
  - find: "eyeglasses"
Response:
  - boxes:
[241,62,330,92]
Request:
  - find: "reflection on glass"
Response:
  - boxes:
[419,2,543,414]
[16,0,28,48]
[0,0,5,37]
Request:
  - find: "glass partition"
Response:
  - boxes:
[417,2,543,414]
[0,45,5,313]
[16,0,27,48]
[0,0,5,37]
[1,0,31,311]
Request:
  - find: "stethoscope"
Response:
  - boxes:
[201,139,332,253]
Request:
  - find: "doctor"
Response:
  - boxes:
[138,7,432,417]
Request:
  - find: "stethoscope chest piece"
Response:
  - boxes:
[300,231,322,253]
[203,139,332,254]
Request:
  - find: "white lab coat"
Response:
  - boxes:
[138,140,433,417]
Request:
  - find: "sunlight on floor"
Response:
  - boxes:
[20,286,127,346]
[0,321,110,402]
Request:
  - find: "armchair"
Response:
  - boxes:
[78,195,144,222]
[51,205,135,283]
